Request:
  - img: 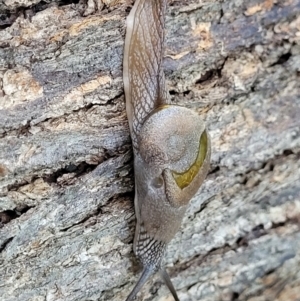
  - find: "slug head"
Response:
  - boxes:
[136,105,211,240]
[127,105,210,300]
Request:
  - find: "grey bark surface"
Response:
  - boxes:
[0,0,300,301]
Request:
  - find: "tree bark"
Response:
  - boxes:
[0,0,300,301]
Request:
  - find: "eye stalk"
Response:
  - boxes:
[153,175,164,188]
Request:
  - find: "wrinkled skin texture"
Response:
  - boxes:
[123,0,211,300]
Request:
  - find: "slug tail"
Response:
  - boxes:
[160,268,180,301]
[126,266,155,301]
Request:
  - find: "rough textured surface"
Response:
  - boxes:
[0,0,300,300]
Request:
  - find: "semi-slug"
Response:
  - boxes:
[123,0,211,300]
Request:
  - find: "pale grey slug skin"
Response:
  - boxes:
[139,106,206,171]
[123,0,211,300]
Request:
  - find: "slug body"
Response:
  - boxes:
[123,0,211,300]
